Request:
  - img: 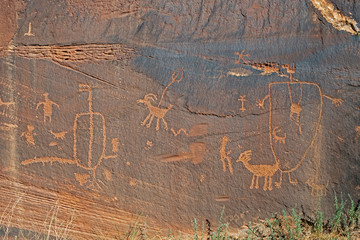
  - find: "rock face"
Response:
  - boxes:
[0,0,360,238]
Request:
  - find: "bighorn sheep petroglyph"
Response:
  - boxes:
[137,93,173,131]
[137,67,184,131]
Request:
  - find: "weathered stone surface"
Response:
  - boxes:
[1,0,360,238]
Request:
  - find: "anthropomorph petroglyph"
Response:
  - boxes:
[234,52,343,190]
[238,95,247,112]
[137,67,184,131]
[24,22,35,36]
[36,93,59,122]
[234,50,250,64]
[21,125,36,145]
[22,84,117,190]
[220,136,233,174]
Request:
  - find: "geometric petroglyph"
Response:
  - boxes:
[235,52,344,190]
[272,127,286,144]
[171,123,209,137]
[137,67,184,131]
[21,84,117,190]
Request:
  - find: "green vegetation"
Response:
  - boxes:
[1,194,360,239]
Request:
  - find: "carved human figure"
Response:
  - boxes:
[36,93,59,122]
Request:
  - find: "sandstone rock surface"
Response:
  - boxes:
[0,0,360,238]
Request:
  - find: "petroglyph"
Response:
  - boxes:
[356,126,360,142]
[112,138,119,153]
[256,95,269,109]
[188,123,208,136]
[22,84,117,190]
[237,150,279,191]
[13,44,135,63]
[145,140,153,150]
[220,136,233,175]
[159,142,206,165]
[238,95,247,112]
[21,125,36,146]
[310,0,359,35]
[215,195,230,202]
[103,169,113,181]
[272,127,286,144]
[137,67,184,131]
[171,123,208,137]
[137,93,173,131]
[234,50,250,64]
[234,53,344,190]
[24,22,35,36]
[306,178,329,196]
[49,130,68,140]
[171,128,188,136]
[0,96,15,110]
[36,93,59,123]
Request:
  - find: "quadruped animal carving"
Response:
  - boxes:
[237,150,279,191]
[235,52,343,191]
[137,67,184,131]
[21,84,117,190]
[137,93,173,131]
[306,178,329,196]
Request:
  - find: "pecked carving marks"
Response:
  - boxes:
[13,44,135,62]
[310,0,359,35]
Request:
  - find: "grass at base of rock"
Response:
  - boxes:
[2,193,360,239]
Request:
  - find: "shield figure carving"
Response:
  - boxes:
[269,81,323,181]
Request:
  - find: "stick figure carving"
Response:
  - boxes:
[21,84,117,190]
[36,93,59,122]
[137,67,184,131]
[234,54,343,190]
[220,136,233,174]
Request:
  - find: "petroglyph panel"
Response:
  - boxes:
[1,0,360,238]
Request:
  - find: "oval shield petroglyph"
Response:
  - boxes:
[74,112,106,170]
[269,82,323,172]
